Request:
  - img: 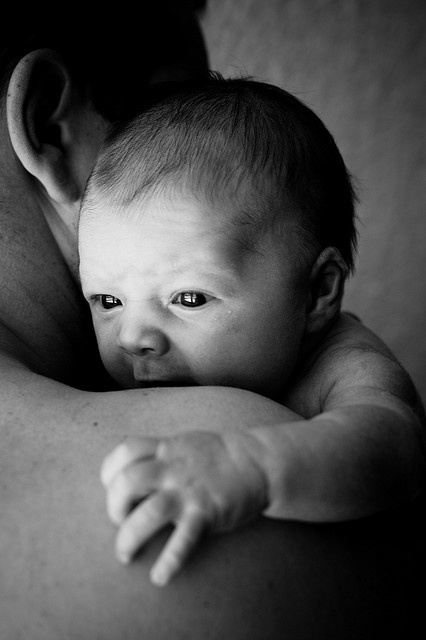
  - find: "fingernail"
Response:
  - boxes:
[150,568,168,587]
[116,549,131,565]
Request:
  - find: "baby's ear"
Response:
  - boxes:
[6,48,103,205]
[305,247,348,334]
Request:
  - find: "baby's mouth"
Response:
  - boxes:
[134,379,194,389]
[131,359,195,388]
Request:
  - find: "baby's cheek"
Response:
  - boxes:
[95,333,126,384]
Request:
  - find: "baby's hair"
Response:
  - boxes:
[83,71,358,272]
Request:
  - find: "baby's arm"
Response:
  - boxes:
[258,314,426,521]
[101,315,425,585]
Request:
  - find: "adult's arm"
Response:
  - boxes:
[0,352,290,639]
[1,353,425,639]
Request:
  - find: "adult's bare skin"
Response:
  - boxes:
[0,7,424,639]
[0,6,313,639]
[2,370,425,639]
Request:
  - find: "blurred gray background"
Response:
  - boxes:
[201,0,426,402]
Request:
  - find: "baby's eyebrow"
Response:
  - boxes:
[171,263,230,276]
[173,262,237,279]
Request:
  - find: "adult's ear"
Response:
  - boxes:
[305,247,348,334]
[6,48,104,205]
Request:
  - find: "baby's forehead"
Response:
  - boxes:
[83,178,306,261]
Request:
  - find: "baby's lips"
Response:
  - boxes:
[133,378,195,388]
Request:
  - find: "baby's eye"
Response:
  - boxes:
[171,291,212,308]
[98,294,122,309]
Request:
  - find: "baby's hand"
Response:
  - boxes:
[100,431,268,586]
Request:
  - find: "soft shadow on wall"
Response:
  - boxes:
[201,0,426,402]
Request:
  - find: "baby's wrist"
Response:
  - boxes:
[222,429,271,511]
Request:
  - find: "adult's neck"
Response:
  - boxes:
[0,127,101,387]
[39,189,81,282]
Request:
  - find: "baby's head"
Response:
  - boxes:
[83,73,357,272]
[79,74,357,398]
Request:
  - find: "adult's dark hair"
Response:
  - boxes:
[0,1,208,121]
[87,72,358,272]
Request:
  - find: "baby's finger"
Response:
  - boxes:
[101,437,159,487]
[115,491,178,564]
[150,507,207,587]
[106,459,162,525]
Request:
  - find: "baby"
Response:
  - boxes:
[78,74,425,586]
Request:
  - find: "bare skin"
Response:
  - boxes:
[99,312,426,585]
[0,47,330,639]
[78,162,425,586]
[1,43,425,640]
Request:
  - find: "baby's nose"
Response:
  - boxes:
[117,315,170,357]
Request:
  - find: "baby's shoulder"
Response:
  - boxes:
[283,312,422,418]
[312,311,397,369]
